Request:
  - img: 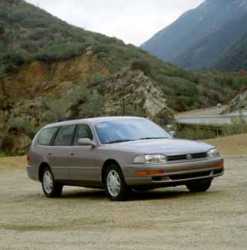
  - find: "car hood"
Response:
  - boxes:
[104,139,213,155]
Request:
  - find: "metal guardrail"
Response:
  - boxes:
[176,114,247,125]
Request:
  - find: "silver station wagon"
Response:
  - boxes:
[27,117,224,201]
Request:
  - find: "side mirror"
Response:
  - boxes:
[169,131,176,138]
[78,138,96,147]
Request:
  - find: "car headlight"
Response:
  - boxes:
[207,148,220,158]
[133,154,167,164]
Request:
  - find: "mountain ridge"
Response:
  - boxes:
[142,0,247,70]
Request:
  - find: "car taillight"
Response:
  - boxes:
[27,154,31,165]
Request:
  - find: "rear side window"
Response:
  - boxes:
[74,124,93,145]
[37,127,58,146]
[53,125,76,146]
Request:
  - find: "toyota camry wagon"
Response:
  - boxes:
[27,117,224,201]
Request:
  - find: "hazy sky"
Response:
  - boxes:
[25,0,204,45]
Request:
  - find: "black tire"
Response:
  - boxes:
[104,164,128,201]
[186,179,212,193]
[41,167,63,198]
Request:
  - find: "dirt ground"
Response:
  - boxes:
[206,134,247,156]
[0,136,247,250]
[175,105,226,118]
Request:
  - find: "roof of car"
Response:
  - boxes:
[44,116,146,128]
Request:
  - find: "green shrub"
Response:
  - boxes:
[176,125,218,140]
[131,60,152,76]
[0,151,7,157]
[41,96,72,123]
[176,117,247,140]
[40,85,105,122]
[0,25,4,35]
[1,50,25,66]
[35,43,84,62]
[222,117,247,136]
[7,116,35,138]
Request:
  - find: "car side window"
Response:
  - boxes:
[74,124,93,145]
[37,127,58,146]
[53,125,76,146]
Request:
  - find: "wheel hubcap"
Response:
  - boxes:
[43,170,53,194]
[106,170,121,197]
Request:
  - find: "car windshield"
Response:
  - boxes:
[95,118,170,144]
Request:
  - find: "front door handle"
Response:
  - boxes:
[70,152,75,156]
[48,153,52,157]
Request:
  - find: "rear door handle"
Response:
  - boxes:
[48,153,52,156]
[70,152,75,156]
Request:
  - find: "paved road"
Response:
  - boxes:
[0,157,246,250]
[176,109,247,126]
[176,114,247,125]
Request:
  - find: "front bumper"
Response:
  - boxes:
[124,158,224,186]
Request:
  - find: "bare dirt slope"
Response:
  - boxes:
[0,135,246,250]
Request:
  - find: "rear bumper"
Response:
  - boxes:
[124,158,224,186]
[26,165,38,181]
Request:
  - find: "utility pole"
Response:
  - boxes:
[122,98,126,115]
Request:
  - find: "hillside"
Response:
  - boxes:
[142,0,247,70]
[0,0,246,154]
[216,34,247,71]
[0,0,173,75]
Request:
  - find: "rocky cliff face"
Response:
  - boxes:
[0,58,174,154]
[101,70,173,123]
[0,53,110,100]
[0,52,112,154]
[224,89,247,113]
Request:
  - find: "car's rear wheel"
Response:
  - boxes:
[186,179,212,192]
[41,167,63,198]
[104,164,128,201]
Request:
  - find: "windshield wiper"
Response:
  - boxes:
[138,137,168,140]
[106,139,134,144]
[106,137,168,144]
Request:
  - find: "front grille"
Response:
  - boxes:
[169,171,211,180]
[167,154,187,161]
[191,152,208,159]
[167,152,207,162]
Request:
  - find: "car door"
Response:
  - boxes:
[48,124,76,180]
[69,124,101,184]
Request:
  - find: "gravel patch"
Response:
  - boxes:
[0,157,246,249]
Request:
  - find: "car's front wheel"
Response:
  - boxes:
[41,167,63,198]
[186,179,212,193]
[104,164,128,201]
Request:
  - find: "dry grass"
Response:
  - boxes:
[0,156,26,169]
[206,133,247,156]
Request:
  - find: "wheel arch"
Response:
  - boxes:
[101,159,122,184]
[38,162,51,182]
